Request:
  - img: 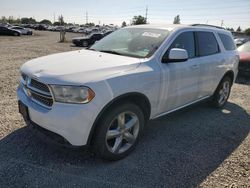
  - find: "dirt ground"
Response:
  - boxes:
[0,31,249,187]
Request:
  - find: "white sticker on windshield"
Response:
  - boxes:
[142,32,161,38]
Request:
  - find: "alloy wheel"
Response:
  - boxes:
[105,111,139,154]
[218,81,230,105]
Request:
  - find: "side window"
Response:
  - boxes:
[168,32,195,58]
[196,31,219,56]
[218,33,236,51]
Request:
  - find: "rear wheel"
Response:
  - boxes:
[212,76,232,108]
[93,103,145,160]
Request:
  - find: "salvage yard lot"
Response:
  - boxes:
[0,31,249,187]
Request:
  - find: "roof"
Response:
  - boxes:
[127,24,187,31]
[126,24,231,34]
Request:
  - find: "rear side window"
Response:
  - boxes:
[218,33,236,51]
[196,31,219,56]
[168,32,195,58]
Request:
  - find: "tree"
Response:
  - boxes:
[245,28,250,36]
[0,16,7,23]
[226,27,234,32]
[122,21,127,27]
[132,15,146,25]
[53,22,60,26]
[21,17,36,24]
[40,19,52,25]
[236,26,242,32]
[173,15,180,24]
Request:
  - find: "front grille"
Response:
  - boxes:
[30,92,53,107]
[30,79,50,93]
[21,76,54,108]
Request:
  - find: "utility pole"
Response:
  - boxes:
[145,6,148,23]
[53,12,55,23]
[221,20,224,27]
[86,11,88,24]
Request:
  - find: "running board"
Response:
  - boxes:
[153,96,211,119]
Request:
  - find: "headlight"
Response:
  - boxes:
[50,85,95,104]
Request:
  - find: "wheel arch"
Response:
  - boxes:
[213,70,235,95]
[223,70,235,83]
[87,92,151,145]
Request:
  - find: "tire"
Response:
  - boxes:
[93,103,145,160]
[82,41,88,47]
[13,32,19,36]
[211,76,232,108]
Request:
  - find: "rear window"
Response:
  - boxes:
[218,33,236,51]
[196,31,220,56]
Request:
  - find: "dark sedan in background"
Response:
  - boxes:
[72,33,104,47]
[0,26,21,36]
[11,26,32,35]
[238,41,250,77]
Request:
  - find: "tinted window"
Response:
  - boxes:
[218,33,236,51]
[196,31,219,56]
[168,32,195,58]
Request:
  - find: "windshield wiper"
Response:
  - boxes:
[99,50,122,55]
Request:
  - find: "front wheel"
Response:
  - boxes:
[13,32,19,36]
[93,103,145,160]
[212,76,232,108]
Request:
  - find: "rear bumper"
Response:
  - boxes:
[17,85,100,146]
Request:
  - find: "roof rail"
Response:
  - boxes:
[190,24,225,30]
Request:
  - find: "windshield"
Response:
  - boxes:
[90,27,169,58]
[238,42,250,52]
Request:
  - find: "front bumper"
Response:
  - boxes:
[17,85,99,146]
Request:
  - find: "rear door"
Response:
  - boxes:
[195,31,222,98]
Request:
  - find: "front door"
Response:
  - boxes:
[158,31,200,113]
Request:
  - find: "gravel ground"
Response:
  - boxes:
[0,31,249,188]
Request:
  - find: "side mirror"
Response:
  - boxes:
[162,48,188,63]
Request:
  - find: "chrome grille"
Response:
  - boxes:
[30,79,50,93]
[21,74,53,108]
[31,92,53,107]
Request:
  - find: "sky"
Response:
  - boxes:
[1,0,250,30]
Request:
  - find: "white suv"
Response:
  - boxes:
[17,24,239,160]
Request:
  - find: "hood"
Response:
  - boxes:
[21,49,141,84]
[239,52,250,62]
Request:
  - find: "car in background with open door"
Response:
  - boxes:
[238,41,250,77]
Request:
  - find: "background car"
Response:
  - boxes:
[11,26,32,35]
[0,26,21,36]
[238,41,250,76]
[234,38,249,46]
[72,33,104,47]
